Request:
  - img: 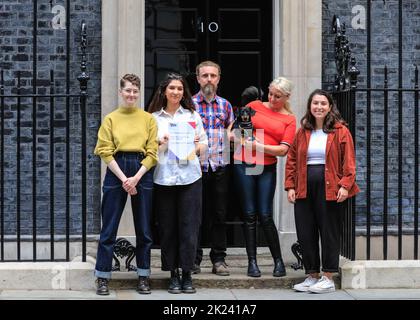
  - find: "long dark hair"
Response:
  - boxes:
[147,73,195,113]
[301,89,346,132]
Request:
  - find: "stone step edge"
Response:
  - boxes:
[111,268,341,290]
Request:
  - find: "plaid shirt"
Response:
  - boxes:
[192,92,234,172]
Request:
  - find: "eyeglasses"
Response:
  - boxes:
[122,88,139,94]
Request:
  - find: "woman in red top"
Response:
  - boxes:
[232,77,296,277]
[285,89,359,293]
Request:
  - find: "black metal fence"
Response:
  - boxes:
[332,13,420,261]
[0,22,89,262]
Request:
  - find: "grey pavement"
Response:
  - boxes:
[1,288,420,300]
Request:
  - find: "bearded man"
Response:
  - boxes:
[191,61,234,276]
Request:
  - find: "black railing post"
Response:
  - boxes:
[0,70,4,261]
[16,71,21,261]
[383,65,389,260]
[49,70,55,261]
[77,21,89,262]
[332,15,359,260]
[32,0,38,262]
[414,65,419,259]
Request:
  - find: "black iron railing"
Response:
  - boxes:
[331,11,420,261]
[0,21,89,262]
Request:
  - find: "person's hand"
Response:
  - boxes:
[337,187,348,203]
[194,135,201,156]
[160,134,169,146]
[228,129,242,147]
[128,188,138,195]
[287,189,296,203]
[123,177,139,194]
[244,137,260,151]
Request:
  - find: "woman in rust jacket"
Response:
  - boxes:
[285,89,359,294]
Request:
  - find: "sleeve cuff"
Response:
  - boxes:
[103,155,114,164]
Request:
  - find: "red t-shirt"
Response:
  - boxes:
[233,100,296,165]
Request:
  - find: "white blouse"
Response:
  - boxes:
[152,106,208,186]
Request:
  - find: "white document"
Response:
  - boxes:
[167,121,196,161]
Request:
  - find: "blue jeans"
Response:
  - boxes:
[95,152,154,279]
[233,162,277,218]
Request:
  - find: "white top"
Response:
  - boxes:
[152,106,208,186]
[307,129,328,165]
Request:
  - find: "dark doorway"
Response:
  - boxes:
[145,0,273,246]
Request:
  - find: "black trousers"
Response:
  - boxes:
[154,179,202,272]
[294,165,343,274]
[196,166,229,264]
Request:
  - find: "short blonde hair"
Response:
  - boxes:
[270,77,294,114]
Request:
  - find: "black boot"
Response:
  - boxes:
[243,214,261,277]
[181,270,196,293]
[136,276,151,294]
[168,269,182,294]
[96,277,109,296]
[261,216,286,277]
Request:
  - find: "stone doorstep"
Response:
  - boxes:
[0,261,337,291]
[340,260,420,289]
[111,266,341,290]
[0,249,343,291]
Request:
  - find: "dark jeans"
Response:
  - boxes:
[95,152,154,279]
[195,166,229,265]
[294,165,343,274]
[154,179,202,272]
[233,162,277,217]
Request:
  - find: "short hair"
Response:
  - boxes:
[196,60,221,76]
[120,74,140,89]
[269,76,294,114]
[241,86,264,106]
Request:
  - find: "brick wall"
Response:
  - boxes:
[0,0,101,235]
[322,0,420,230]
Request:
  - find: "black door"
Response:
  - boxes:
[145,0,273,246]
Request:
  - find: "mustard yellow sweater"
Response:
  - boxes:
[94,106,158,170]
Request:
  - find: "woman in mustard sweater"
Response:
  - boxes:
[93,74,158,296]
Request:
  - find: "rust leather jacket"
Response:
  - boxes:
[284,122,360,201]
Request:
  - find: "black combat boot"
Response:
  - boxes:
[96,277,110,296]
[181,270,196,294]
[168,269,182,294]
[136,276,151,294]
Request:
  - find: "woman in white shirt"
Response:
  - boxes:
[148,73,208,294]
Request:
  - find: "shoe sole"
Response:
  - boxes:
[247,273,261,277]
[182,289,196,294]
[293,286,310,292]
[214,273,230,276]
[273,272,286,277]
[308,287,335,294]
[136,290,151,294]
[212,270,230,276]
[96,291,110,296]
[168,289,182,294]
